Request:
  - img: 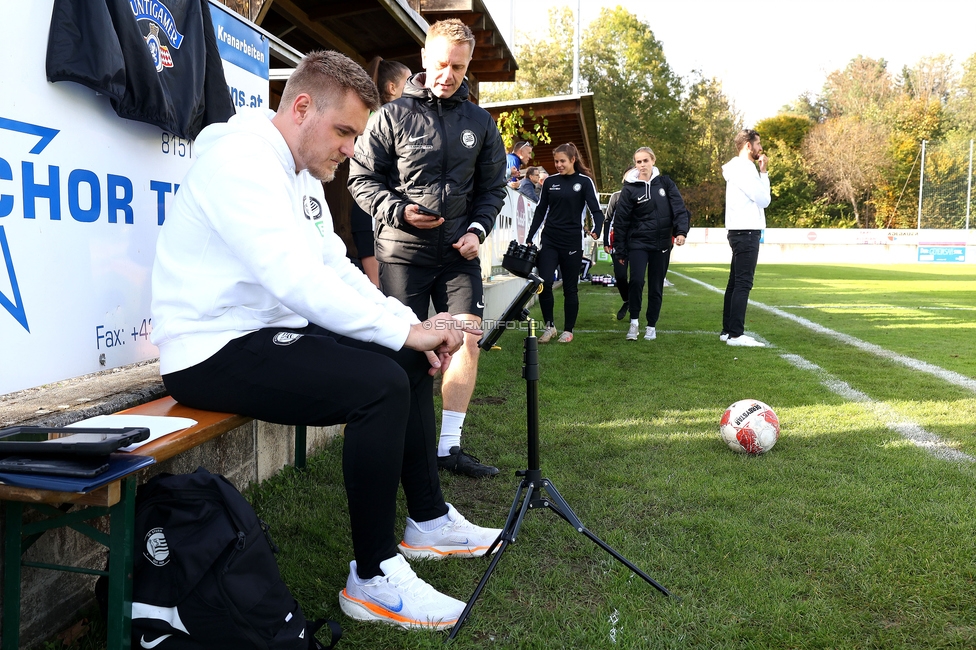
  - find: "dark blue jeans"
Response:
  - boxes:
[723,230,761,337]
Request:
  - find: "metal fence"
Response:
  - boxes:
[918,139,974,229]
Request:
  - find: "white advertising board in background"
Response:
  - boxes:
[209,1,270,111]
[0,1,269,395]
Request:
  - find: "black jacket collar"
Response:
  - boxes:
[402,73,470,107]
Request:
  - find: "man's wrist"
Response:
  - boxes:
[466,226,486,244]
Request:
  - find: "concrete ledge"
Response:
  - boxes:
[0,361,167,428]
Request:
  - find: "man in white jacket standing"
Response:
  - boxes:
[151,51,500,631]
[720,129,771,347]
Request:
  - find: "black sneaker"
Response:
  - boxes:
[616,301,629,320]
[437,446,499,478]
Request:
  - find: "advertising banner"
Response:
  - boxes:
[0,1,269,394]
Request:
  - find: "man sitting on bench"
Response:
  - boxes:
[149,50,500,631]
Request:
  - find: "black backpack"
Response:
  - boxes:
[123,467,340,649]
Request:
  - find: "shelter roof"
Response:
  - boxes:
[222,0,517,101]
[481,94,603,191]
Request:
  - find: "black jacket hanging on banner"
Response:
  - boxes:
[45,0,235,139]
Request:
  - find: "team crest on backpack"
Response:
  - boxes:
[144,527,170,566]
[131,0,184,73]
[460,130,478,149]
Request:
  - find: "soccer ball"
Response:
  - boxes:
[719,399,780,454]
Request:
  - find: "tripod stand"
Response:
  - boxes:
[448,274,673,640]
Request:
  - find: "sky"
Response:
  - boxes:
[482,0,976,125]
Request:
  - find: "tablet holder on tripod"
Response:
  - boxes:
[449,244,673,640]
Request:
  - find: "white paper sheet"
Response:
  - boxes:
[66,414,197,452]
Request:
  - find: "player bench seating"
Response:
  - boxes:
[1,396,311,650]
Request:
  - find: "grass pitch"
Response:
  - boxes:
[249,262,976,650]
[67,263,976,649]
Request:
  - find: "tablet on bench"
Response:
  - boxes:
[0,455,111,478]
[0,427,150,455]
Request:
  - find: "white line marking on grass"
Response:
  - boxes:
[669,271,976,394]
[780,304,976,311]
[781,354,974,463]
[572,329,731,336]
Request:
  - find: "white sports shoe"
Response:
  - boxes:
[727,334,765,347]
[399,503,501,560]
[719,332,729,342]
[339,556,464,630]
[626,323,639,340]
[538,325,557,343]
[644,326,656,340]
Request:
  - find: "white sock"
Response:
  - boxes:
[414,510,451,532]
[631,318,639,326]
[438,410,465,457]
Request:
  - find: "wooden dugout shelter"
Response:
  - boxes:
[482,94,604,192]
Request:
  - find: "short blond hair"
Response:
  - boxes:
[279,50,379,113]
[426,18,475,52]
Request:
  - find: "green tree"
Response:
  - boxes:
[495,107,552,151]
[481,7,574,103]
[680,73,742,225]
[782,92,827,123]
[755,114,814,150]
[822,56,894,119]
[484,8,744,203]
[581,7,688,188]
[803,116,891,227]
[871,57,956,228]
[898,55,956,106]
[948,53,976,134]
[752,114,846,227]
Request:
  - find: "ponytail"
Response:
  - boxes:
[553,142,592,177]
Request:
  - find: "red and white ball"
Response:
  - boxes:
[719,399,780,454]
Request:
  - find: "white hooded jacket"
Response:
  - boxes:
[151,109,419,375]
[722,156,770,230]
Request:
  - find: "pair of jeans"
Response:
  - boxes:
[723,230,761,337]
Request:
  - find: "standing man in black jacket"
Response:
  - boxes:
[349,19,507,478]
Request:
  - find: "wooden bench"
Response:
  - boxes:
[1,396,311,650]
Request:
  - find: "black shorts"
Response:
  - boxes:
[351,229,375,259]
[379,257,485,320]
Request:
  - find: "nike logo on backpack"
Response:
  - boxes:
[140,634,172,649]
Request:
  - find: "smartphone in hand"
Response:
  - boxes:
[415,205,441,218]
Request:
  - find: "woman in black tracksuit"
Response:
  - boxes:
[612,147,690,341]
[526,142,604,343]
